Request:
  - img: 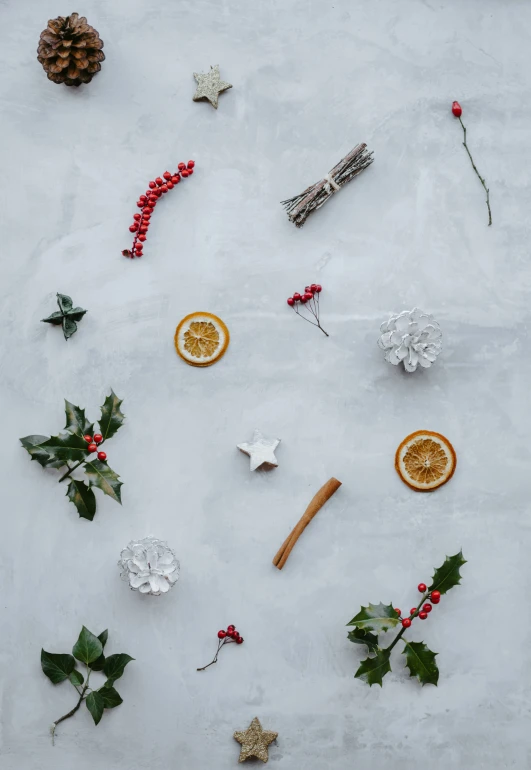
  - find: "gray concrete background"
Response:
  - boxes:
[1,1,530,768]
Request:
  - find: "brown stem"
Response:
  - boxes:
[196,638,235,672]
[458,117,492,226]
[50,673,90,745]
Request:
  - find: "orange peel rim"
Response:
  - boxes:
[174,311,230,367]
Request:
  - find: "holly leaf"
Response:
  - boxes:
[402,641,439,686]
[97,390,125,442]
[354,650,392,687]
[429,550,467,596]
[41,311,64,326]
[89,630,109,671]
[69,669,84,687]
[41,650,76,684]
[85,460,123,504]
[20,434,64,468]
[57,293,73,313]
[347,628,379,654]
[72,626,103,665]
[64,400,93,438]
[99,686,123,709]
[41,432,90,463]
[85,691,105,725]
[66,479,96,521]
[347,602,400,634]
[103,653,134,684]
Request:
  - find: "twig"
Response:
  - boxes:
[50,669,91,745]
[458,117,492,226]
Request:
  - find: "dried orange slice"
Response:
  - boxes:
[395,430,456,492]
[174,312,230,367]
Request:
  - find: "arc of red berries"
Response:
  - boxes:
[83,432,107,461]
[197,624,244,672]
[287,283,328,336]
[122,161,195,259]
[394,583,442,629]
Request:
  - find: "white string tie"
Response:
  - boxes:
[323,173,340,195]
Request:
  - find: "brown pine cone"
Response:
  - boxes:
[37,13,105,87]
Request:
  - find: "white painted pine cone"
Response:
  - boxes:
[119,536,180,596]
[378,308,442,372]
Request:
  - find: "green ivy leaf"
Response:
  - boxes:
[99,686,123,709]
[429,550,467,596]
[89,630,109,672]
[354,650,392,687]
[20,435,64,468]
[64,401,93,438]
[72,626,103,665]
[402,641,439,686]
[347,602,400,634]
[41,650,76,684]
[85,460,123,504]
[66,480,97,521]
[69,669,84,687]
[85,691,105,725]
[98,390,125,442]
[41,432,90,463]
[98,630,109,649]
[57,294,73,313]
[103,653,134,684]
[347,628,379,654]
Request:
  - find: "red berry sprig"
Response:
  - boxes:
[122,161,195,259]
[398,584,441,628]
[197,624,244,671]
[286,283,328,336]
[84,433,107,462]
[451,101,491,226]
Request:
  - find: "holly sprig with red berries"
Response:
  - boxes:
[20,391,125,521]
[287,283,328,336]
[197,624,244,672]
[347,550,466,686]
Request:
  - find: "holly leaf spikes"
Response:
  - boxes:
[429,550,467,596]
[347,602,400,634]
[20,435,65,469]
[84,460,123,504]
[64,400,93,439]
[347,628,379,654]
[402,641,439,686]
[41,293,87,340]
[354,650,391,687]
[67,480,96,521]
[97,390,125,442]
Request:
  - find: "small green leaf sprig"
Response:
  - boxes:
[20,391,124,521]
[41,626,134,744]
[41,293,87,340]
[347,551,466,687]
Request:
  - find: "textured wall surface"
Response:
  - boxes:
[1,1,531,768]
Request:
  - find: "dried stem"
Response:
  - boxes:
[458,117,492,226]
[50,668,91,745]
[196,638,235,671]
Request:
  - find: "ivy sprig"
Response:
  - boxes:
[20,390,124,521]
[347,550,466,687]
[41,626,134,744]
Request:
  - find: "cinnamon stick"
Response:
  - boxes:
[273,477,342,570]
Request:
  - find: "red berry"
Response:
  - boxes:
[187,160,195,168]
[304,292,313,300]
[402,618,411,628]
[287,298,295,306]
[161,185,168,193]
[236,637,244,644]
[94,434,103,444]
[423,603,432,613]
[293,292,301,301]
[87,443,97,453]
[149,181,156,189]
[163,171,172,180]
[136,201,143,208]
[410,608,417,616]
[84,435,93,443]
[172,175,180,184]
[394,608,401,616]
[418,583,427,593]
[134,213,141,221]
[181,169,189,178]
[139,195,147,202]
[187,168,194,175]
[315,284,322,292]
[419,611,428,620]
[430,590,441,601]
[166,181,174,190]
[227,625,235,632]
[129,224,138,232]
[97,451,107,461]
[218,630,226,639]
[135,250,143,257]
[178,162,186,171]
[300,295,308,303]
[139,226,148,234]
[155,177,163,186]
[431,596,440,604]
[138,235,146,242]
[452,101,462,117]
[310,284,318,291]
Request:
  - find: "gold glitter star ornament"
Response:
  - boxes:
[192,64,232,109]
[234,717,278,763]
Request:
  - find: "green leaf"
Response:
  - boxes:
[347,628,379,654]
[429,550,467,596]
[354,650,392,687]
[20,434,64,468]
[347,602,400,634]
[89,630,108,671]
[402,641,439,686]
[56,293,73,313]
[64,401,93,438]
[103,653,134,684]
[66,480,97,521]
[65,307,87,322]
[41,650,76,684]
[41,311,64,325]
[99,686,123,709]
[72,626,103,665]
[85,691,105,725]
[69,669,84,687]
[98,630,109,649]
[98,390,125,442]
[62,317,77,340]
[41,432,90,463]
[85,460,123,504]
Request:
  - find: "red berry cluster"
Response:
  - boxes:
[197,623,244,671]
[122,161,195,259]
[286,283,329,336]
[395,584,442,629]
[83,433,107,461]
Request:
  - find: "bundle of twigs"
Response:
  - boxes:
[281,143,374,227]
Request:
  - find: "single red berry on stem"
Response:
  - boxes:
[218,630,226,639]
[423,603,432,613]
[287,298,295,306]
[188,160,195,169]
[236,637,244,644]
[452,101,462,118]
[304,292,313,300]
[402,618,412,628]
[227,625,235,632]
[300,295,308,303]
[166,181,174,190]
[394,608,401,616]
[315,285,322,292]
[419,611,428,620]
[161,185,169,193]
[430,590,441,601]
[134,213,141,221]
[149,181,156,189]
[87,443,97,453]
[178,162,186,171]
[311,284,318,291]
[410,608,417,616]
[84,435,93,443]
[163,171,172,181]
[155,177,163,186]
[418,583,427,593]
[293,292,301,301]
[94,433,103,444]
[138,235,146,242]
[181,169,190,178]
[97,451,107,461]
